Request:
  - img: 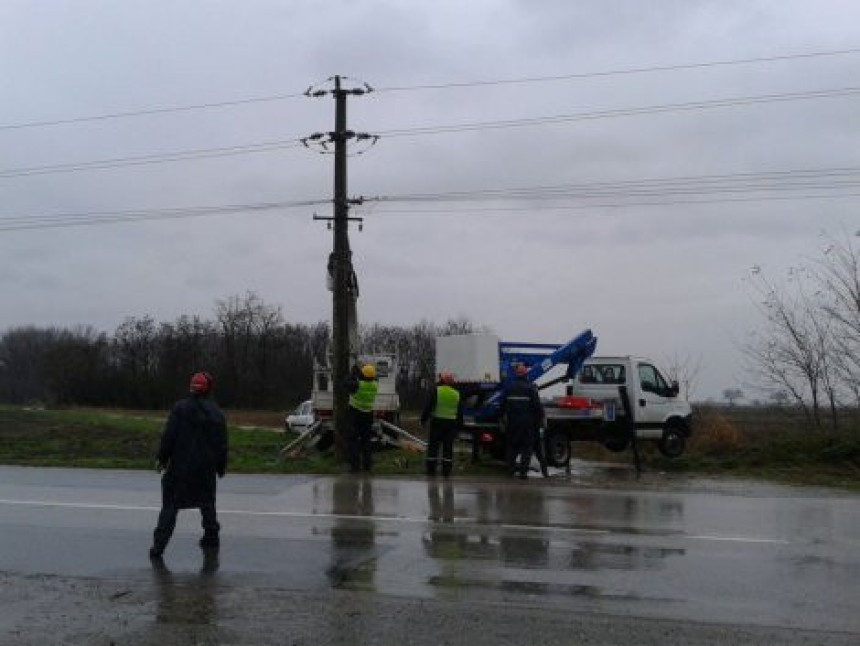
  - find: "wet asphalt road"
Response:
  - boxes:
[1,463,858,645]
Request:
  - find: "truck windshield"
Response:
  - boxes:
[638,364,668,392]
[581,364,625,384]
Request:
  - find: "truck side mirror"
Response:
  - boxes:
[670,381,680,397]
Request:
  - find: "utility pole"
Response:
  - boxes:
[304,76,375,457]
[331,75,351,456]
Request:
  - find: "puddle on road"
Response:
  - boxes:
[150,548,220,626]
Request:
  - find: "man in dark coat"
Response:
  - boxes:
[149,371,229,558]
[499,363,546,480]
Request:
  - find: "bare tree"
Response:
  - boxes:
[214,291,285,407]
[769,390,789,407]
[744,269,823,426]
[112,316,160,408]
[811,233,860,413]
[662,350,704,400]
[722,388,744,406]
[744,233,860,427]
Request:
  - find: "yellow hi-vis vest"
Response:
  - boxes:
[349,379,378,412]
[433,385,460,420]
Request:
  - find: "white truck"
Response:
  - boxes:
[543,355,693,465]
[436,332,693,466]
[310,353,401,432]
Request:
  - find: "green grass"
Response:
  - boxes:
[644,406,860,490]
[1,404,859,489]
[0,405,437,476]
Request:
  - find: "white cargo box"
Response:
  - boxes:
[436,333,500,382]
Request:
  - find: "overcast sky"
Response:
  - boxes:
[1,0,859,400]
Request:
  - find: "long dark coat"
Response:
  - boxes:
[156,395,228,509]
[499,377,545,443]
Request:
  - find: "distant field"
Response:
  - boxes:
[651,405,860,490]
[0,404,858,488]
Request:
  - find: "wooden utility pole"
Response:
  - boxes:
[331,75,351,454]
[304,76,374,457]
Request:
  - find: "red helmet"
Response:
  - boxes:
[189,371,214,395]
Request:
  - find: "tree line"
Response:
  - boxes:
[0,292,478,411]
[745,232,860,429]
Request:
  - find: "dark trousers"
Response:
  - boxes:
[426,418,457,476]
[533,431,549,476]
[347,408,374,472]
[507,427,535,476]
[153,501,219,550]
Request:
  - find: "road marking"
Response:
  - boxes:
[0,498,789,544]
[500,523,608,535]
[0,498,601,532]
[689,534,790,545]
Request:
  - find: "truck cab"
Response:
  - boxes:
[562,356,693,459]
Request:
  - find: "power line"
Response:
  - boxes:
[375,86,860,138]
[0,138,303,179]
[374,166,860,197]
[376,47,860,92]
[360,191,860,215]
[3,46,858,131]
[367,167,860,202]
[0,92,306,132]
[0,199,327,232]
[5,165,859,232]
[374,181,860,202]
[5,84,860,180]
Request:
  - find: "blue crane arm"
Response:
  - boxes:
[481,329,597,410]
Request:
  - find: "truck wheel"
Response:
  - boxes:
[658,424,686,458]
[544,429,570,467]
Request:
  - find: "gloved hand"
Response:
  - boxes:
[155,460,165,474]
[217,469,225,479]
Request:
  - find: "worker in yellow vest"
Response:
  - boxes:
[346,363,379,473]
[420,372,463,477]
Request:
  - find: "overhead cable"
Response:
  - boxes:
[0,138,303,179]
[3,46,858,131]
[361,191,860,215]
[0,199,327,232]
[4,85,860,180]
[368,167,860,202]
[376,47,860,92]
[0,92,306,132]
[375,86,860,138]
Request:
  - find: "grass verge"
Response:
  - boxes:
[0,405,438,476]
[646,407,860,491]
[1,405,858,488]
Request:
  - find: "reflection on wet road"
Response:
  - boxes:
[1,465,859,635]
[151,548,219,626]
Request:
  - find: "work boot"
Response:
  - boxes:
[199,534,220,549]
[149,544,165,558]
[518,471,528,480]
